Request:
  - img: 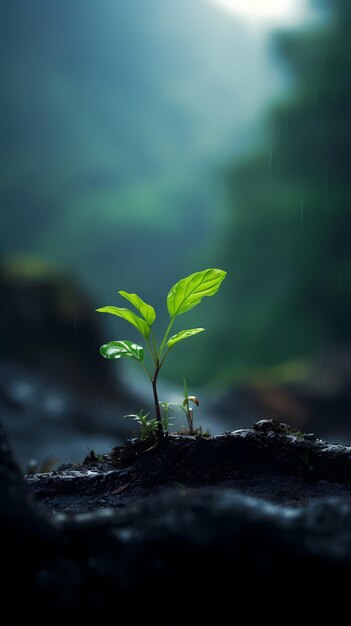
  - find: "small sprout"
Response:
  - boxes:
[182,395,199,407]
[201,428,211,438]
[177,378,199,435]
[96,268,226,438]
[124,410,158,441]
[159,401,174,436]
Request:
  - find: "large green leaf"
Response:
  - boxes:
[96,306,150,338]
[167,328,205,349]
[167,268,226,318]
[100,340,144,362]
[118,291,156,326]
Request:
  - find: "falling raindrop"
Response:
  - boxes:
[339,269,343,292]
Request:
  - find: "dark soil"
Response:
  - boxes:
[27,422,351,514]
[4,419,351,613]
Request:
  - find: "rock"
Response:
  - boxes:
[26,426,351,513]
[0,421,60,615]
[3,419,351,614]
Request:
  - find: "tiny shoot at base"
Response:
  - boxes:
[96,268,226,437]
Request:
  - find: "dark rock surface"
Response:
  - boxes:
[3,420,351,613]
[28,424,351,513]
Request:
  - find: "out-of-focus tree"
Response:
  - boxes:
[200,0,351,383]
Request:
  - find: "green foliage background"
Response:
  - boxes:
[0,0,349,387]
[208,0,351,383]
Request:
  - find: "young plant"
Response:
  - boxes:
[124,410,158,441]
[159,401,174,435]
[170,379,201,435]
[96,268,226,436]
[181,378,199,435]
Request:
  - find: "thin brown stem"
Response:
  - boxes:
[152,365,163,435]
[184,396,194,435]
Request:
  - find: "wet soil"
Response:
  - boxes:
[27,425,351,514]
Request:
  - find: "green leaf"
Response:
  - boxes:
[167,268,226,318]
[118,291,156,326]
[100,340,144,362]
[167,328,205,349]
[96,306,150,338]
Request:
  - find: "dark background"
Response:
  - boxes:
[0,0,350,466]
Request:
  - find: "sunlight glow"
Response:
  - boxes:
[208,0,303,23]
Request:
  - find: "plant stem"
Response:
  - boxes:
[158,318,175,359]
[159,348,170,368]
[140,362,152,382]
[185,395,192,433]
[150,332,158,359]
[188,407,194,434]
[183,380,194,434]
[152,364,163,434]
[146,338,157,366]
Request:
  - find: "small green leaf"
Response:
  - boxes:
[100,340,144,362]
[167,268,226,318]
[96,306,150,338]
[167,328,205,349]
[118,291,156,326]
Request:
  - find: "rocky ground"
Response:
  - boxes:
[28,421,351,513]
[3,419,351,614]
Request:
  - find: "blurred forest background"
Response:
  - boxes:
[0,0,350,464]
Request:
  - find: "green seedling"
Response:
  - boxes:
[96,268,226,436]
[163,382,204,436]
[159,401,174,435]
[124,409,159,441]
[174,378,200,435]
